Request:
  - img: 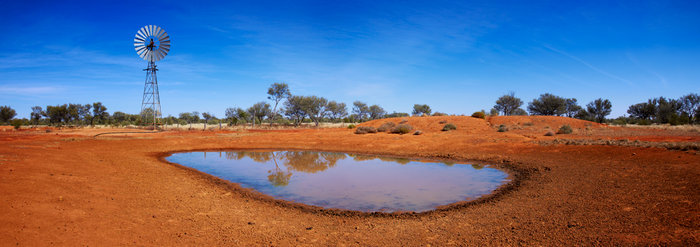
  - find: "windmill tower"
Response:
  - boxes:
[134,25,170,128]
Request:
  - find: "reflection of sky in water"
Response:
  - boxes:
[167,151,509,213]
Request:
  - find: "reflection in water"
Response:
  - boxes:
[169,150,508,212]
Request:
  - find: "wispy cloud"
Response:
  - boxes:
[543,44,634,86]
[0,85,63,95]
[626,52,668,87]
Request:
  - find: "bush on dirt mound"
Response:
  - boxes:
[377,122,396,132]
[442,123,457,131]
[355,126,377,134]
[557,125,573,134]
[390,124,413,134]
[471,111,485,119]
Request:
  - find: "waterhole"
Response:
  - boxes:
[166,150,509,213]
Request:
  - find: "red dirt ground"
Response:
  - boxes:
[1,116,698,245]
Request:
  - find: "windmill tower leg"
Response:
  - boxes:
[141,61,162,129]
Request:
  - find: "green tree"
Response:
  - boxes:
[679,93,699,123]
[284,96,308,126]
[412,104,432,116]
[267,82,291,124]
[494,93,523,116]
[248,102,271,126]
[527,93,567,116]
[564,98,582,118]
[31,106,44,126]
[303,96,328,126]
[352,101,369,121]
[368,105,386,120]
[326,101,347,122]
[202,112,214,129]
[627,101,656,121]
[90,102,108,125]
[586,98,612,123]
[0,106,16,124]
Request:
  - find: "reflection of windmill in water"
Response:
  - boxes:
[268,152,292,187]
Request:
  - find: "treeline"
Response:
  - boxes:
[490,92,700,125]
[1,84,698,128]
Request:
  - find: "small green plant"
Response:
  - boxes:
[413,130,423,135]
[377,122,396,132]
[438,120,447,124]
[544,131,555,136]
[347,124,356,129]
[557,125,573,134]
[11,119,22,130]
[471,111,485,119]
[354,126,376,134]
[390,124,413,134]
[442,123,457,131]
[399,119,408,124]
[497,124,507,132]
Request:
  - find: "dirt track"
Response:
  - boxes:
[1,116,698,245]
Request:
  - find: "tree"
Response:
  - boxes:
[284,96,307,126]
[304,96,328,126]
[179,112,194,128]
[248,102,271,126]
[654,97,681,124]
[527,93,567,116]
[564,98,582,118]
[0,106,16,124]
[352,101,369,121]
[513,108,528,116]
[369,105,386,120]
[326,101,347,122]
[45,104,70,125]
[267,82,291,124]
[586,98,612,123]
[31,106,44,126]
[627,101,656,121]
[412,104,432,116]
[90,102,108,125]
[679,93,699,123]
[386,112,409,118]
[494,93,523,116]
[225,107,248,125]
[112,111,129,125]
[202,112,214,129]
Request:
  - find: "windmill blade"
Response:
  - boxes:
[135,31,147,41]
[157,30,168,40]
[137,28,148,40]
[153,26,162,39]
[158,48,167,58]
[147,25,153,37]
[155,50,164,61]
[136,46,148,55]
[134,39,145,44]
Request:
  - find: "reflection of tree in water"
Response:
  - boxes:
[282,151,346,173]
[471,164,484,169]
[225,151,272,163]
[268,152,292,187]
[349,154,377,162]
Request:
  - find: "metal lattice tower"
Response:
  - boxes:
[134,25,170,128]
[141,61,162,126]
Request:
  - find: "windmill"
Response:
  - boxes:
[134,25,170,129]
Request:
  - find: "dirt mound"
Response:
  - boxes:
[487,116,605,136]
[359,116,493,134]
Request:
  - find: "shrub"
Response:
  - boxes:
[354,126,376,134]
[399,119,408,124]
[438,120,447,124]
[471,111,485,119]
[544,131,555,136]
[11,119,22,130]
[413,130,423,135]
[377,122,396,132]
[442,123,457,131]
[347,124,356,129]
[390,124,413,134]
[497,124,508,132]
[557,125,573,134]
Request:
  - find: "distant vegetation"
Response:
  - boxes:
[1,83,697,128]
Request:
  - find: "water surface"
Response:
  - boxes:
[166,150,508,212]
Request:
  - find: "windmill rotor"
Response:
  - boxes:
[134,25,170,62]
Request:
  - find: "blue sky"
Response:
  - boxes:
[1,0,699,118]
